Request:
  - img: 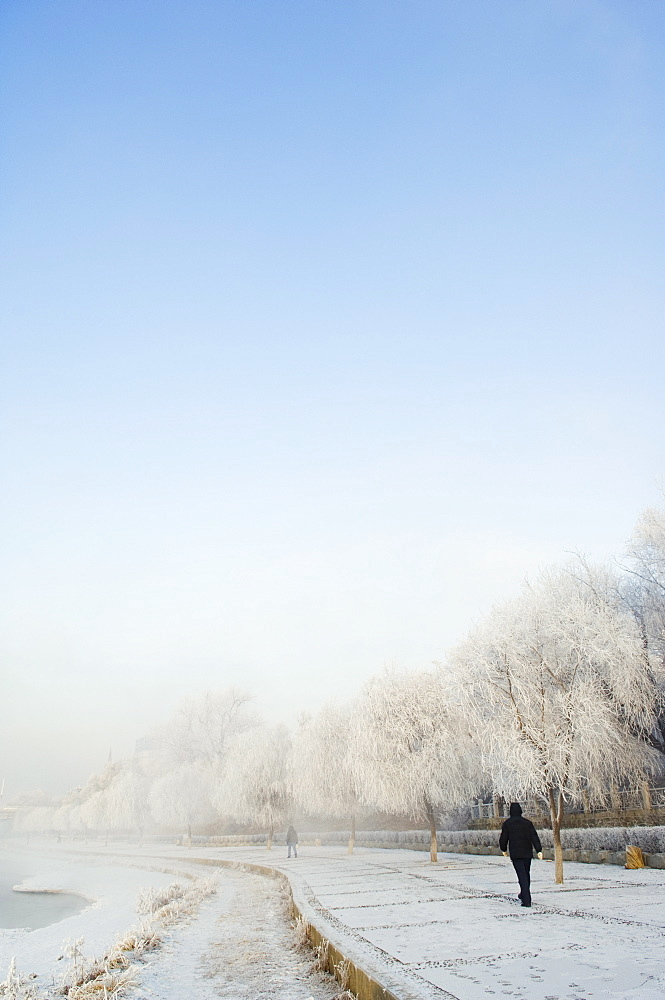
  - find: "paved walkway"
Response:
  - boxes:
[181,844,665,1000]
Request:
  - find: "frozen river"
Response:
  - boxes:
[0,856,86,929]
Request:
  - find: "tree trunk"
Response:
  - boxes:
[610,781,621,812]
[267,824,273,850]
[187,822,192,848]
[548,786,564,884]
[493,793,503,819]
[424,797,438,863]
[641,782,652,812]
[348,813,356,855]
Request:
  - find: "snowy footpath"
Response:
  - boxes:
[190,844,665,1000]
[2,840,665,1000]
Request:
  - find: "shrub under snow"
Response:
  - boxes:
[0,958,38,1000]
[286,826,665,854]
[136,877,217,926]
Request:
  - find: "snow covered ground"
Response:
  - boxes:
[136,863,338,1000]
[0,842,339,1000]
[191,843,665,1000]
[2,839,665,1000]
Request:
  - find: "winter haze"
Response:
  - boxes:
[1,0,664,800]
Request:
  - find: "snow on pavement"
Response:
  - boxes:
[177,843,665,1000]
[3,840,665,1000]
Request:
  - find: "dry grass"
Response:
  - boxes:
[0,959,38,1000]
[112,923,161,959]
[293,915,310,950]
[56,875,217,999]
[333,958,351,990]
[135,881,187,916]
[66,968,137,1000]
[136,877,217,926]
[311,940,330,975]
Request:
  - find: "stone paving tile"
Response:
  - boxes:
[339,897,469,929]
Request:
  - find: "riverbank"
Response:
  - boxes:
[0,844,339,1000]
[3,840,665,999]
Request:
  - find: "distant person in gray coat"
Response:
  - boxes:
[286,825,298,858]
[499,802,543,907]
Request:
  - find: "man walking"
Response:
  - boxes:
[286,825,298,858]
[499,802,543,907]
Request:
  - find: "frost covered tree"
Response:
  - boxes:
[79,786,114,841]
[622,505,665,668]
[50,784,86,838]
[448,563,662,883]
[572,553,665,775]
[149,763,216,845]
[9,790,54,835]
[216,725,291,848]
[153,688,258,769]
[291,704,362,853]
[104,766,152,843]
[12,804,55,835]
[352,670,478,862]
[74,763,124,840]
[52,801,83,837]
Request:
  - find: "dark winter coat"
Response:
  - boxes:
[499,807,542,859]
[286,826,298,845]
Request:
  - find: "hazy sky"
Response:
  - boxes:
[1,0,664,799]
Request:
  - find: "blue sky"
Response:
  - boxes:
[1,0,664,796]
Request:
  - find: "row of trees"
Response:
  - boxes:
[12,505,665,884]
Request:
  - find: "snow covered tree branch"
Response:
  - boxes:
[215,725,292,849]
[352,669,479,862]
[448,561,662,883]
[291,703,362,853]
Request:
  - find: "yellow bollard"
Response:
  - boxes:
[625,845,646,869]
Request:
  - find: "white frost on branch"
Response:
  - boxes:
[291,703,364,850]
[447,561,662,881]
[151,688,258,769]
[623,504,665,665]
[215,725,291,845]
[149,763,216,838]
[291,704,359,821]
[351,669,479,860]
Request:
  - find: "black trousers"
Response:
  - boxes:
[512,857,532,905]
